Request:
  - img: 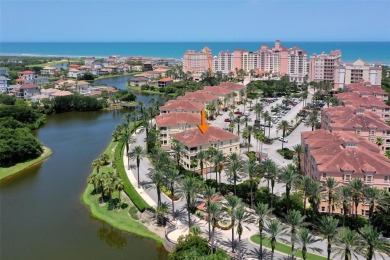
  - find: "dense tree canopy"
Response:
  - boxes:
[0,105,46,129]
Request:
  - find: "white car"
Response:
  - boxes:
[244,110,250,116]
[278,137,288,143]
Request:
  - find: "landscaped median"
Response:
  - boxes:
[0,146,53,180]
[250,235,327,260]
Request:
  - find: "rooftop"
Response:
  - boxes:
[156,112,200,127]
[20,84,39,89]
[171,126,239,148]
[158,77,173,82]
[203,86,234,96]
[160,100,204,112]
[218,82,247,91]
[177,91,219,103]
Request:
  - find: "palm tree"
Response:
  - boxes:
[171,138,183,166]
[305,111,319,131]
[254,130,266,162]
[295,228,322,260]
[99,153,110,166]
[234,206,247,257]
[208,202,222,254]
[299,175,312,218]
[91,159,101,174]
[337,186,352,226]
[292,144,304,174]
[348,179,365,230]
[247,157,258,208]
[165,168,180,217]
[130,145,144,188]
[213,151,225,188]
[318,216,339,260]
[306,179,323,222]
[278,164,299,212]
[363,186,389,222]
[203,186,216,240]
[255,202,272,257]
[234,116,243,136]
[360,224,390,260]
[323,177,339,215]
[264,219,287,259]
[263,159,278,211]
[226,153,243,195]
[254,103,264,121]
[114,178,125,208]
[88,172,99,193]
[375,137,384,150]
[278,120,290,149]
[196,150,208,180]
[156,202,169,226]
[284,209,306,256]
[180,177,199,228]
[148,170,165,206]
[225,195,241,252]
[242,129,250,152]
[334,227,364,260]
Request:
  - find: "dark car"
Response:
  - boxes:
[234,111,242,115]
[224,118,231,122]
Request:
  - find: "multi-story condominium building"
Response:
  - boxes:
[321,106,390,152]
[212,50,234,74]
[183,47,212,79]
[177,90,220,106]
[203,86,235,107]
[159,100,204,114]
[171,126,240,173]
[334,59,382,89]
[308,50,342,84]
[155,112,200,150]
[18,70,35,82]
[0,76,10,93]
[219,82,247,104]
[345,81,388,102]
[335,92,390,120]
[287,47,308,84]
[301,130,390,215]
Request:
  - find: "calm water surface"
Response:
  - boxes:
[0,93,167,259]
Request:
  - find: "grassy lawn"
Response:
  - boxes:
[95,71,139,80]
[82,184,163,244]
[126,84,163,95]
[250,235,327,260]
[26,59,79,68]
[0,146,53,180]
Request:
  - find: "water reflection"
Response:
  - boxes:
[97,224,127,250]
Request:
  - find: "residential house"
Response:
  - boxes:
[68,69,84,78]
[17,84,40,100]
[41,66,59,75]
[301,130,390,216]
[129,76,149,86]
[157,77,173,88]
[156,112,200,150]
[0,76,10,93]
[171,126,240,173]
[18,70,35,82]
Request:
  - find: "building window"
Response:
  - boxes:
[321,207,325,212]
[365,175,373,183]
[384,176,389,183]
[322,173,326,178]
[343,174,351,182]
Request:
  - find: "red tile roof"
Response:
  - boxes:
[159,100,204,112]
[158,77,173,82]
[171,126,239,148]
[345,82,387,96]
[336,92,390,109]
[177,91,219,103]
[20,70,34,74]
[219,82,247,91]
[302,130,389,174]
[156,112,200,127]
[20,84,39,89]
[203,86,234,96]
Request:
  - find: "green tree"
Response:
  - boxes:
[284,209,306,256]
[323,177,339,215]
[203,186,217,240]
[334,227,364,260]
[254,202,272,257]
[348,179,365,230]
[226,153,243,195]
[196,150,208,180]
[225,195,241,252]
[148,170,165,206]
[317,216,339,260]
[180,177,200,228]
[165,168,181,217]
[263,159,278,211]
[264,219,287,259]
[292,144,304,173]
[172,138,184,166]
[337,186,352,226]
[130,145,144,188]
[295,228,322,260]
[360,224,390,260]
[278,164,299,212]
[208,202,223,254]
[277,120,290,149]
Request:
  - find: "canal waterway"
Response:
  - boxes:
[0,75,167,259]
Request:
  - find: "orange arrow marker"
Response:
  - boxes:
[198,109,209,134]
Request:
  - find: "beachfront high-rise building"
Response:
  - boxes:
[212,50,234,74]
[183,47,212,79]
[308,50,342,84]
[334,59,382,89]
[287,46,309,84]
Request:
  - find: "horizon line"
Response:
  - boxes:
[2,40,390,43]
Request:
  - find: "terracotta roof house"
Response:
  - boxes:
[156,112,200,150]
[322,106,390,153]
[17,84,40,100]
[218,82,247,104]
[157,77,173,88]
[177,91,219,105]
[159,100,204,114]
[301,129,390,215]
[345,81,388,101]
[171,126,240,173]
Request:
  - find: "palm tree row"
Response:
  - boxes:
[88,170,124,208]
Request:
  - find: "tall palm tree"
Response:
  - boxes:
[171,138,183,166]
[226,153,243,195]
[180,177,199,228]
[91,159,101,174]
[196,150,208,180]
[360,224,390,260]
[208,202,222,254]
[284,209,306,256]
[234,206,247,257]
[292,144,304,174]
[247,125,254,146]
[203,186,216,240]
[323,177,339,215]
[131,145,144,188]
[165,168,180,217]
[348,179,365,230]
[234,116,243,136]
[225,195,241,252]
[254,130,266,162]
[337,186,352,226]
[299,175,312,218]
[306,179,323,222]
[254,102,264,121]
[264,219,287,259]
[278,164,299,212]
[114,178,125,208]
[305,111,319,131]
[148,170,164,206]
[264,159,278,211]
[88,172,99,193]
[364,187,389,222]
[295,228,322,260]
[318,216,339,260]
[375,137,384,150]
[247,157,258,208]
[334,227,364,260]
[255,202,272,256]
[242,129,250,152]
[212,151,224,188]
[278,120,290,149]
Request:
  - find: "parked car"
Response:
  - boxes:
[278,137,288,143]
[227,176,243,183]
[244,110,250,116]
[234,111,242,115]
[224,118,231,122]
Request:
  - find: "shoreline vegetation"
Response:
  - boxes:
[0,146,52,180]
[81,121,163,244]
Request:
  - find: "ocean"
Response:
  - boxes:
[0,42,389,64]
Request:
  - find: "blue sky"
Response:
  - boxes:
[1,0,389,42]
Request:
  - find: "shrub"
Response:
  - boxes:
[277,149,294,160]
[129,206,139,220]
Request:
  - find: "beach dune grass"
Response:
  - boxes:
[250,235,327,260]
[0,146,53,180]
